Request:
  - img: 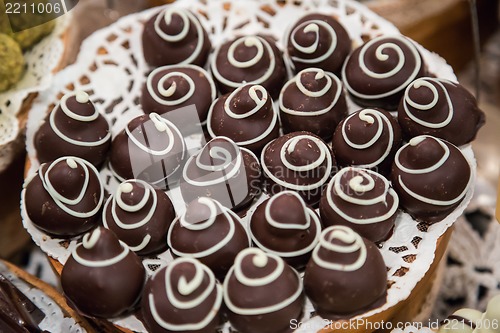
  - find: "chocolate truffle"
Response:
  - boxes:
[141,258,223,333]
[439,308,483,333]
[34,91,111,167]
[24,156,104,237]
[224,248,304,333]
[207,84,279,153]
[390,135,472,223]
[398,77,485,146]
[249,191,322,269]
[109,113,186,189]
[180,137,261,211]
[261,131,335,207]
[319,167,398,243]
[167,197,250,279]
[61,227,145,318]
[141,64,216,125]
[142,8,211,67]
[342,35,427,110]
[332,108,402,174]
[211,35,286,98]
[279,68,347,140]
[304,225,387,319]
[102,179,176,256]
[285,13,351,75]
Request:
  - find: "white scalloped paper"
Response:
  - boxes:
[21,1,475,332]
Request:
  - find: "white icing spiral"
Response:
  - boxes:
[341,109,395,168]
[394,135,470,206]
[148,258,223,331]
[154,8,206,65]
[402,77,454,129]
[39,156,104,219]
[312,225,367,271]
[289,20,337,64]
[325,167,399,224]
[279,68,343,116]
[261,134,333,191]
[211,36,276,89]
[49,91,111,147]
[342,35,423,99]
[223,248,303,315]
[167,197,249,258]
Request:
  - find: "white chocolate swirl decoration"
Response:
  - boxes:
[49,91,111,147]
[325,167,398,224]
[312,225,367,271]
[37,156,104,219]
[340,109,395,168]
[211,36,277,89]
[402,77,454,129]
[279,68,343,116]
[223,248,303,315]
[394,135,471,206]
[342,35,423,99]
[288,20,337,64]
[207,84,278,146]
[148,258,223,331]
[154,8,207,65]
[102,180,158,252]
[167,197,249,258]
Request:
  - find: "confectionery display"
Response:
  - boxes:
[24,156,104,237]
[211,35,286,98]
[249,190,322,269]
[141,64,216,124]
[223,248,304,333]
[342,35,427,110]
[391,135,472,223]
[102,179,176,256]
[61,227,146,318]
[180,137,261,211]
[398,77,485,146]
[142,7,211,67]
[207,84,279,153]
[285,13,352,75]
[0,33,24,92]
[34,91,111,167]
[304,225,387,319]
[319,167,399,243]
[109,113,186,188]
[332,108,402,175]
[279,68,348,140]
[261,131,335,206]
[141,257,223,333]
[167,197,250,279]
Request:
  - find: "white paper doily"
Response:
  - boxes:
[21,0,475,332]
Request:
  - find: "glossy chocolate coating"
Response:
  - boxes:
[224,248,304,333]
[261,131,336,207]
[167,197,250,279]
[279,68,348,141]
[342,35,427,110]
[332,108,402,175]
[319,167,398,243]
[34,92,111,167]
[211,35,286,99]
[142,8,211,67]
[398,77,485,146]
[286,13,351,75]
[304,226,387,319]
[141,65,216,125]
[180,137,261,212]
[61,227,145,318]
[390,135,471,223]
[25,156,103,237]
[207,84,279,154]
[141,258,222,333]
[103,179,176,256]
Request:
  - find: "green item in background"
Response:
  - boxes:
[0,33,25,92]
